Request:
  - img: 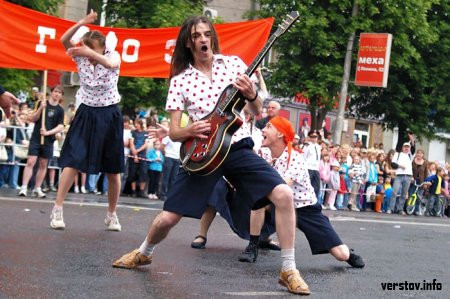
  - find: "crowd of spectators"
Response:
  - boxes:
[298,135,449,218]
[1,91,449,218]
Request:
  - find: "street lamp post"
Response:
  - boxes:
[333,0,358,145]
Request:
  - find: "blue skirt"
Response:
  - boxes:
[251,202,344,254]
[295,204,343,254]
[59,104,124,174]
[163,138,285,219]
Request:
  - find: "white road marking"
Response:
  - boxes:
[331,217,450,227]
[222,291,287,296]
[2,196,449,227]
[0,196,162,211]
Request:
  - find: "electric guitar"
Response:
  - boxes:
[180,11,299,175]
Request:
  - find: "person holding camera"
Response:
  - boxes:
[0,84,20,121]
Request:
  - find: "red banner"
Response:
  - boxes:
[355,33,393,88]
[0,0,273,78]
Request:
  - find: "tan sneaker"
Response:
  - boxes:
[279,269,310,295]
[112,249,152,269]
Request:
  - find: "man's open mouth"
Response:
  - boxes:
[201,45,208,53]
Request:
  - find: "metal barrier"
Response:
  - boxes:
[0,125,61,170]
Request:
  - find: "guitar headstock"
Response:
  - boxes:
[273,11,299,37]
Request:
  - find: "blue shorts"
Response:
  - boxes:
[163,138,285,219]
[59,104,124,174]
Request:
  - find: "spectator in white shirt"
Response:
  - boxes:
[303,130,322,197]
[387,142,414,215]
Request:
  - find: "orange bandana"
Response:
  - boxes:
[269,116,295,165]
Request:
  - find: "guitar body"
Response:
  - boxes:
[180,84,246,176]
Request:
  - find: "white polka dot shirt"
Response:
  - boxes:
[73,49,121,107]
[259,147,317,208]
[165,54,253,143]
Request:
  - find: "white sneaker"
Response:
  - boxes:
[18,186,27,197]
[105,213,121,231]
[32,187,46,198]
[50,208,65,229]
[350,206,360,212]
[74,186,80,193]
[330,206,337,211]
[80,186,87,194]
[322,204,328,210]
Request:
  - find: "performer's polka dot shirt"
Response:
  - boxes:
[166,54,254,144]
[73,49,121,107]
[260,147,318,208]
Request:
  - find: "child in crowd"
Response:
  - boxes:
[362,152,378,211]
[382,176,393,212]
[336,170,348,210]
[374,176,385,213]
[424,167,445,216]
[339,154,352,208]
[427,161,437,176]
[146,139,164,200]
[324,160,340,210]
[318,152,331,206]
[348,155,365,211]
[128,118,149,198]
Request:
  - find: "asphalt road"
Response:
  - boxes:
[0,191,449,298]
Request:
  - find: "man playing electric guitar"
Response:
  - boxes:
[113,15,309,295]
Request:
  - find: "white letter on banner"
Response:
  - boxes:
[122,39,140,63]
[164,39,176,64]
[35,26,56,53]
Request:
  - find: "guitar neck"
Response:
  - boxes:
[221,34,278,108]
[220,11,299,108]
[244,33,277,78]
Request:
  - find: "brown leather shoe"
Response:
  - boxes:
[279,269,310,295]
[112,249,152,269]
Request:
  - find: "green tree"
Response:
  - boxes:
[252,1,357,130]
[7,0,63,14]
[1,0,64,94]
[350,0,450,145]
[253,0,449,140]
[101,0,204,116]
